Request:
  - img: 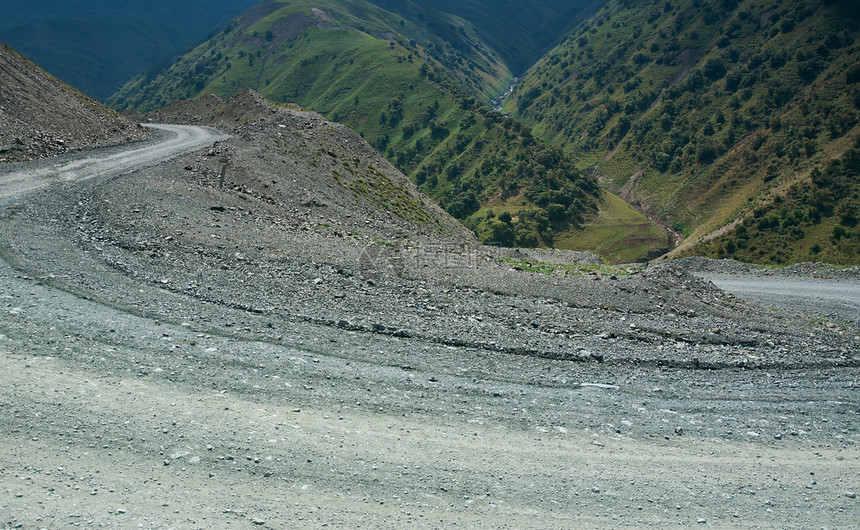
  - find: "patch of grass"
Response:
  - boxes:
[555,191,670,263]
[350,167,432,224]
[501,258,555,274]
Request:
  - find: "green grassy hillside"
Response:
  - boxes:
[111,0,669,261]
[111,0,513,110]
[689,146,860,264]
[506,0,860,265]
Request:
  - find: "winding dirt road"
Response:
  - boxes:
[0,124,225,200]
[702,273,860,326]
[0,132,858,528]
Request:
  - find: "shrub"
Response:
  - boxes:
[832,225,848,241]
[703,58,727,81]
[725,240,736,254]
[546,203,567,222]
[480,220,515,246]
[847,64,860,84]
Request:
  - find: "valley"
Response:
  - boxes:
[109,0,672,262]
[1,2,860,527]
[5,0,859,265]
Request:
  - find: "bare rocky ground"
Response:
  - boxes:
[1,93,859,528]
[0,44,150,163]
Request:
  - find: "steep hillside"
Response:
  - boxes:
[111,0,513,109]
[506,0,860,265]
[689,146,860,264]
[142,89,472,244]
[110,0,664,259]
[0,0,259,99]
[0,44,148,162]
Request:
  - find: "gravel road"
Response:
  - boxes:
[1,125,858,528]
[0,124,225,200]
[701,274,860,327]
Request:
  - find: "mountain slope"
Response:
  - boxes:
[143,89,473,244]
[111,0,514,107]
[0,0,259,99]
[505,0,860,265]
[110,0,665,259]
[0,44,148,162]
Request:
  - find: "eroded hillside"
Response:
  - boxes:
[0,44,149,162]
[144,89,472,244]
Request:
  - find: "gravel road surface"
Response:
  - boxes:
[0,124,225,200]
[1,127,858,528]
[702,274,860,327]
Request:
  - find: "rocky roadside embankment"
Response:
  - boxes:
[2,91,856,370]
[0,44,150,162]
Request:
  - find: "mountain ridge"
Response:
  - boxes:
[0,0,260,99]
[365,0,602,75]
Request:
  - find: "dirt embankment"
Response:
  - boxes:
[0,44,150,162]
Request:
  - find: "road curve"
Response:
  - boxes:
[0,124,226,201]
[701,273,860,325]
[0,125,858,527]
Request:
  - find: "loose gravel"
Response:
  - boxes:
[1,96,858,528]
